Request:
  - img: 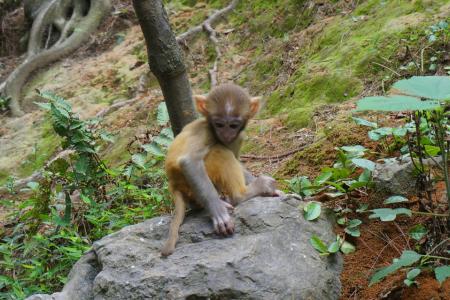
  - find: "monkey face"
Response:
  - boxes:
[210,116,244,145]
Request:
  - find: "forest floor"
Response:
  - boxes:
[1,0,449,299]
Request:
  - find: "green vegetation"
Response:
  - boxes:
[295,76,450,288]
[0,93,172,298]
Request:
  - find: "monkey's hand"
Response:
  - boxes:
[208,198,235,235]
[253,175,280,196]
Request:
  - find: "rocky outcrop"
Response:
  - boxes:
[27,196,343,300]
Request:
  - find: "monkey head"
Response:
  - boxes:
[194,83,260,145]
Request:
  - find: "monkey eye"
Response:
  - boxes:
[229,123,241,129]
[215,122,225,128]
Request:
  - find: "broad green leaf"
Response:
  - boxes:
[327,241,340,253]
[154,135,172,147]
[160,127,174,139]
[314,171,332,185]
[352,117,378,128]
[340,241,356,254]
[358,169,372,183]
[349,181,369,191]
[74,156,89,176]
[100,132,115,143]
[394,208,412,217]
[407,268,421,280]
[341,145,367,153]
[424,145,440,156]
[351,158,375,171]
[369,208,412,221]
[392,127,407,137]
[393,76,450,100]
[397,250,422,266]
[408,224,428,241]
[370,250,421,285]
[384,195,409,204]
[157,102,170,125]
[404,279,415,287]
[310,235,328,253]
[34,102,51,110]
[356,203,369,213]
[337,217,346,225]
[347,219,362,228]
[142,143,165,157]
[356,96,441,111]
[435,265,450,284]
[345,227,360,237]
[303,201,321,221]
[132,153,147,169]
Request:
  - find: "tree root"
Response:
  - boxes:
[0,0,112,117]
[1,0,239,190]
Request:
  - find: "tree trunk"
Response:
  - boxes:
[132,0,197,135]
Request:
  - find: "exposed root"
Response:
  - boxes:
[0,0,112,117]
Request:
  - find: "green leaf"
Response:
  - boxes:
[153,135,172,147]
[303,201,321,221]
[407,268,421,280]
[352,117,378,128]
[384,195,409,204]
[435,265,450,284]
[424,145,441,156]
[310,235,328,254]
[370,250,421,286]
[351,158,375,171]
[369,208,412,221]
[337,217,346,225]
[404,279,415,287]
[132,153,147,169]
[314,171,332,185]
[100,132,115,143]
[345,227,360,237]
[340,241,356,254]
[341,145,367,153]
[142,143,165,157]
[34,101,51,110]
[327,241,340,253]
[393,76,450,100]
[408,224,428,241]
[356,203,369,213]
[347,219,362,228]
[356,96,441,112]
[74,156,89,176]
[392,127,407,137]
[160,127,174,139]
[157,102,170,125]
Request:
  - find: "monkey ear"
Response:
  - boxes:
[194,95,208,116]
[249,97,261,117]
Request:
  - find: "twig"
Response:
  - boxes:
[203,18,221,87]
[95,98,138,118]
[240,145,308,162]
[176,0,239,45]
[393,221,411,250]
[371,61,401,77]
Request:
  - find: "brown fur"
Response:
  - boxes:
[161,84,276,257]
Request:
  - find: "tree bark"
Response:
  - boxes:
[132,0,196,135]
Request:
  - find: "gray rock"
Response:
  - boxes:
[26,197,343,300]
[373,156,442,196]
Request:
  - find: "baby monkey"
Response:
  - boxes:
[162,83,280,256]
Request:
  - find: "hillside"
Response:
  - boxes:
[1,0,449,299]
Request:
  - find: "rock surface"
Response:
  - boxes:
[26,196,343,300]
[373,156,441,196]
